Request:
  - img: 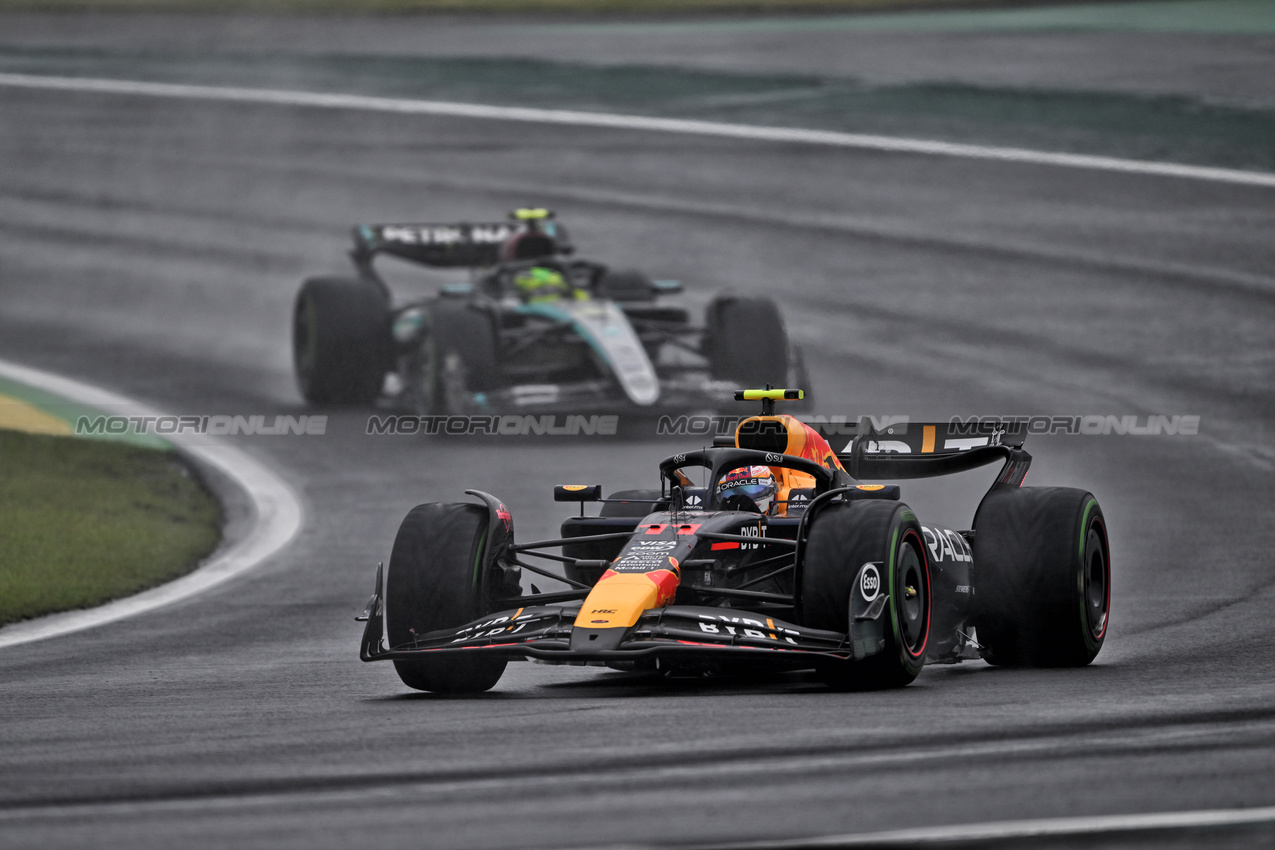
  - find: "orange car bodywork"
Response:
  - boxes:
[736,414,846,516]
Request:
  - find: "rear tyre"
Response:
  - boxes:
[599,489,665,518]
[598,269,654,302]
[802,501,931,690]
[385,503,506,693]
[417,304,499,414]
[293,277,388,405]
[705,295,790,387]
[973,487,1110,667]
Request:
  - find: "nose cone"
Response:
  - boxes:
[569,568,680,652]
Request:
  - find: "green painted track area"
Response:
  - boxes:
[3,43,1273,172]
[4,0,1274,33]
[0,429,222,627]
[548,0,1275,35]
[0,375,170,449]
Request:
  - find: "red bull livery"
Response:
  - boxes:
[358,389,1111,693]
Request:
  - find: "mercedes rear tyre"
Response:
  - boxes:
[293,277,389,405]
[385,503,507,693]
[802,500,931,690]
[973,487,1110,667]
[705,295,790,387]
[597,269,655,302]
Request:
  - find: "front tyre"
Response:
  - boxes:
[973,487,1110,667]
[414,303,499,414]
[385,503,506,693]
[802,501,931,690]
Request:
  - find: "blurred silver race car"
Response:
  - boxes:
[293,209,808,413]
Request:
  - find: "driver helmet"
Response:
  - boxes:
[513,266,570,303]
[716,465,777,514]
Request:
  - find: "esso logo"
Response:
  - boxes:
[860,564,881,602]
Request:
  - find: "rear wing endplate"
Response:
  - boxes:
[837,419,1030,482]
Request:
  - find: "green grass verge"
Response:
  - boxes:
[0,429,222,627]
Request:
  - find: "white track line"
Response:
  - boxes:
[1,72,1273,189]
[666,805,1275,849]
[0,360,303,649]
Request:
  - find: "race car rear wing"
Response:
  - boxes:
[837,419,1031,486]
[351,222,518,268]
[350,218,575,269]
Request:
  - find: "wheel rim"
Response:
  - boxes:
[438,351,470,414]
[896,532,930,658]
[1084,519,1109,641]
[410,333,442,415]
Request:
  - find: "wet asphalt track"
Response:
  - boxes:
[1,12,1274,850]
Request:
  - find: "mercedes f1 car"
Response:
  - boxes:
[293,209,807,413]
[357,389,1111,692]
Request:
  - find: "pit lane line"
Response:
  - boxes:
[1,72,1273,189]
[0,359,303,649]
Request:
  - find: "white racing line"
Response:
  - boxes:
[1,72,1274,189]
[0,359,303,649]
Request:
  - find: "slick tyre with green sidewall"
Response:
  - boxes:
[802,501,931,690]
[293,276,389,405]
[385,503,506,693]
[973,487,1110,667]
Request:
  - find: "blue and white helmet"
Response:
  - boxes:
[716,465,777,514]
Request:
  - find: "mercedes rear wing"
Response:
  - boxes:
[837,419,1031,486]
[350,218,574,269]
[351,222,518,269]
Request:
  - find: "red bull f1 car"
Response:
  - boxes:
[357,389,1111,692]
[293,209,807,414]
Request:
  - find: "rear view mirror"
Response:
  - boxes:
[554,484,603,502]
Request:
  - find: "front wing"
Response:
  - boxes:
[470,374,742,416]
[360,598,865,666]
